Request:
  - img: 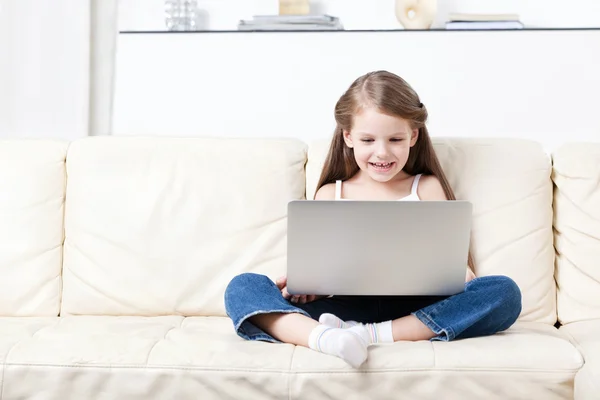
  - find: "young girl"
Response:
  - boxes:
[224,70,522,368]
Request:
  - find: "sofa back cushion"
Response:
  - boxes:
[552,143,600,324]
[306,137,556,324]
[0,139,68,316]
[61,137,307,316]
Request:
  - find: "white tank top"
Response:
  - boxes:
[334,174,422,201]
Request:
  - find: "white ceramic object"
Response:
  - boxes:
[395,0,437,30]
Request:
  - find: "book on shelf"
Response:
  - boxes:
[445,12,524,30]
[251,14,339,24]
[237,14,343,31]
[448,13,520,22]
[445,21,524,30]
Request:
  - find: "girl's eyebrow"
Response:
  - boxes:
[356,131,407,136]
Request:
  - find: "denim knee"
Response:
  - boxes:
[491,275,522,328]
[224,273,271,314]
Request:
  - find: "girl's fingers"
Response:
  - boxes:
[288,294,319,304]
[276,276,287,290]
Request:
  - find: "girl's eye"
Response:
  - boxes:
[360,139,374,143]
[390,138,404,142]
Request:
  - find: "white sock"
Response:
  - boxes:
[319,313,359,329]
[319,313,394,344]
[308,324,368,368]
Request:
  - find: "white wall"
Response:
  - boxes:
[112,29,600,151]
[119,0,600,31]
[0,0,91,140]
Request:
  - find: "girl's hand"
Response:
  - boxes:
[276,276,321,304]
[466,267,476,283]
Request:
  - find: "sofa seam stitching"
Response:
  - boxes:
[0,363,582,374]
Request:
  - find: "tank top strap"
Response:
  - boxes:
[410,174,422,195]
[335,180,342,200]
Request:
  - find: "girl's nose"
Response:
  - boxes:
[375,143,389,157]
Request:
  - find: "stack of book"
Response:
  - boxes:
[237,15,343,31]
[445,13,524,30]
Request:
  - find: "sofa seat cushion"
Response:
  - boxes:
[560,320,600,399]
[0,317,583,399]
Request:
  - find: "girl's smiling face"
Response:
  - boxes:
[343,107,418,183]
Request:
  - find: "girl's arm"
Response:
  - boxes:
[466,267,477,282]
[314,183,336,200]
[416,174,447,201]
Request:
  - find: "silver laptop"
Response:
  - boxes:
[286,200,472,296]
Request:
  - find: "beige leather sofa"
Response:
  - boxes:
[0,136,598,399]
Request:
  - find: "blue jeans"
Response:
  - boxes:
[224,273,522,343]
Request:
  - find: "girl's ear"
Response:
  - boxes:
[410,128,419,147]
[343,130,354,148]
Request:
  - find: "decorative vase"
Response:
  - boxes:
[279,0,310,15]
[395,0,437,30]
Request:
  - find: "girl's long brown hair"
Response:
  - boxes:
[315,70,475,271]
